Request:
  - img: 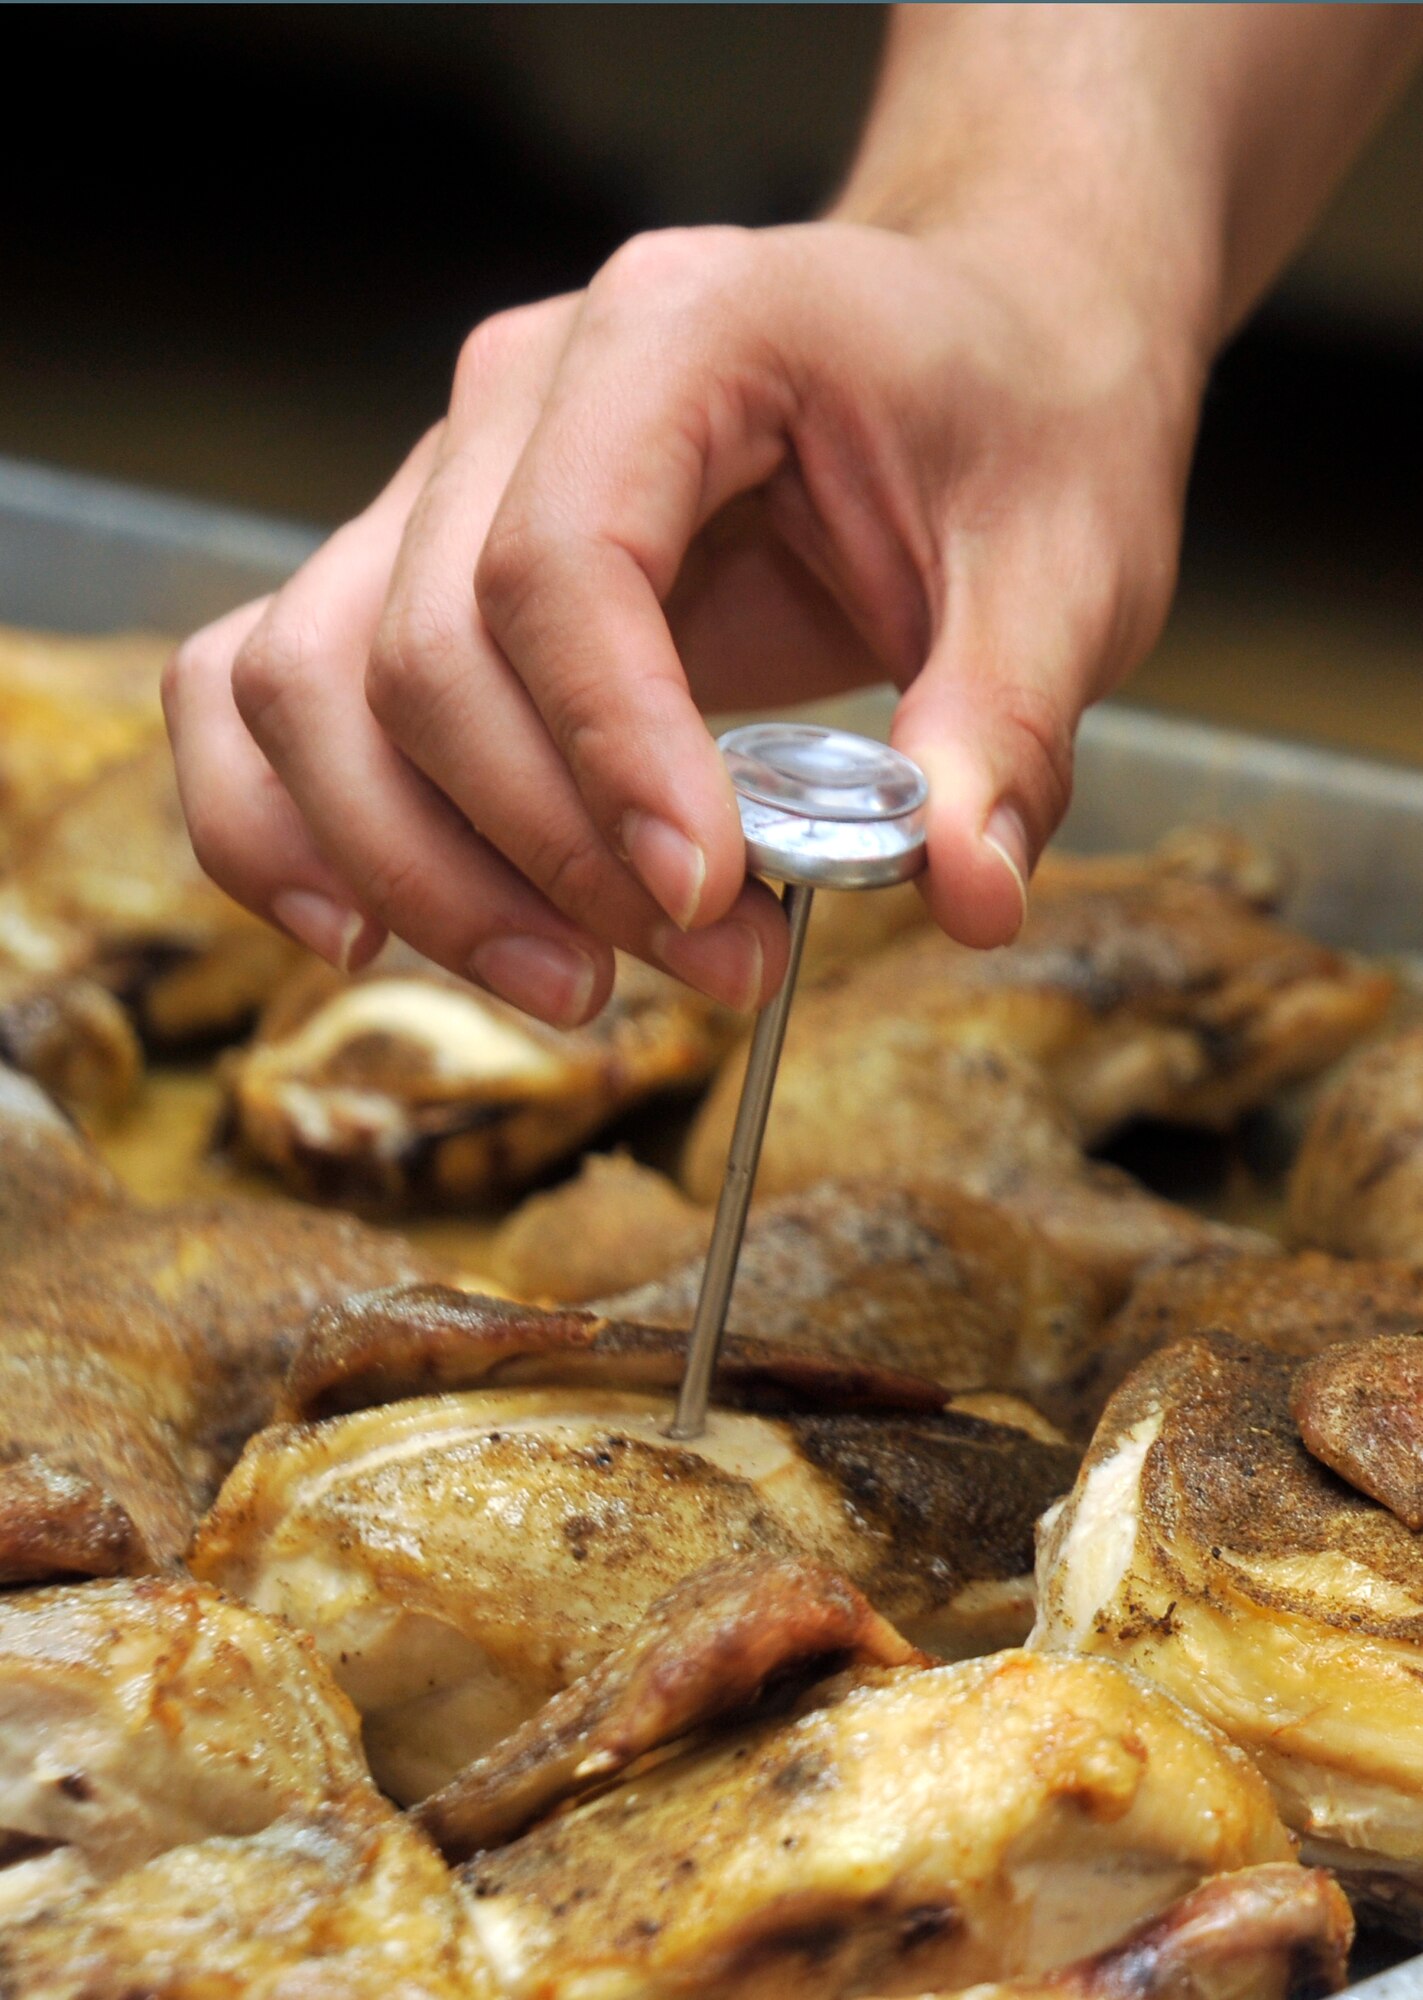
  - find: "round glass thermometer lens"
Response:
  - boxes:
[720,724,928,824]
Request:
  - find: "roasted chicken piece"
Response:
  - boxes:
[1063,1245,1423,1434]
[224,947,736,1210]
[488,1152,712,1302]
[1033,1331,1423,1932]
[0,625,166,865]
[0,741,302,1046]
[598,1178,1108,1412]
[191,1287,1078,1800]
[0,1577,485,1997]
[0,1576,368,1925]
[0,1064,434,1582]
[685,857,1393,1195]
[1289,1025,1423,1261]
[0,972,140,1119]
[459,1645,1340,2000]
[1292,1335,1423,1532]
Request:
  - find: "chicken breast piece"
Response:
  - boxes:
[224,948,736,1210]
[461,1650,1324,2000]
[0,1576,368,1926]
[1289,1025,1423,1261]
[1032,1331,1423,1932]
[598,1179,1108,1413]
[191,1289,1078,1801]
[0,742,301,1045]
[685,867,1393,1197]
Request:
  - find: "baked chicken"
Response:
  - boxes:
[1032,1330,1423,1933]
[598,1178,1109,1411]
[223,947,736,1210]
[0,625,167,866]
[0,1577,483,1997]
[0,741,301,1046]
[191,1287,1079,1801]
[0,1064,433,1583]
[457,1638,1345,2000]
[684,853,1392,1200]
[1052,1244,1423,1434]
[1289,1025,1423,1261]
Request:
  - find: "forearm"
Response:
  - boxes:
[837,4,1423,360]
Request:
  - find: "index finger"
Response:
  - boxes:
[474,229,796,936]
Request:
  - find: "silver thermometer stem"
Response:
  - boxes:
[667,878,815,1440]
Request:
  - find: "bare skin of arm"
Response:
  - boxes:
[163,3,1423,1027]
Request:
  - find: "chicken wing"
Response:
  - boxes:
[1032,1331,1423,1931]
[597,1178,1108,1410]
[1289,1026,1423,1261]
[460,1648,1333,2000]
[0,742,301,1046]
[223,948,736,1210]
[191,1288,1078,1800]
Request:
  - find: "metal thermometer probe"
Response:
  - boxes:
[667,724,929,1440]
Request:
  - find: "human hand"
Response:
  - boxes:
[165,209,1202,1027]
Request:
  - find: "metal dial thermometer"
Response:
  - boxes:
[668,725,928,1439]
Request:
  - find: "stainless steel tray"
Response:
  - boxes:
[3,450,1421,1996]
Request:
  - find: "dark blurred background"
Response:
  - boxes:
[3,5,1420,758]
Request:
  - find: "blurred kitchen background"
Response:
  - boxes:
[3,5,1419,759]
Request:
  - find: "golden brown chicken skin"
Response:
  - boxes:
[224,947,736,1210]
[598,1178,1108,1411]
[191,1288,1078,1801]
[1033,1331,1423,1932]
[1289,1025,1423,1262]
[460,1650,1320,2000]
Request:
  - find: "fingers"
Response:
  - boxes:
[227,477,622,1029]
[474,230,797,937]
[892,506,1131,950]
[366,299,788,1013]
[163,596,388,973]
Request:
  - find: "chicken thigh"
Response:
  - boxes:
[1033,1331,1423,1932]
[1289,1025,1423,1261]
[191,1287,1079,1800]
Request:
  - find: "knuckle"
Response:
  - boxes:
[524,824,609,922]
[230,614,324,736]
[357,844,429,924]
[452,306,535,405]
[474,510,558,639]
[366,593,465,731]
[596,225,750,308]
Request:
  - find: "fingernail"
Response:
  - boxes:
[655,921,763,1014]
[983,803,1030,936]
[470,935,598,1028]
[271,889,383,972]
[621,811,706,930]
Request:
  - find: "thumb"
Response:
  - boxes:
[891,537,1115,950]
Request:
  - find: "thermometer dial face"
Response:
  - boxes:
[718,724,928,888]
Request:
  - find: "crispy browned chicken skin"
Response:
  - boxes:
[1290,1025,1423,1261]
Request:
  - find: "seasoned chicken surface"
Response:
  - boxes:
[192,1288,1078,1800]
[685,863,1392,1197]
[0,1805,489,2000]
[0,742,301,1044]
[1064,1246,1423,1433]
[0,1066,433,1581]
[489,1152,711,1303]
[0,1577,368,1925]
[224,947,735,1210]
[1289,1026,1423,1261]
[1032,1332,1423,1932]
[1292,1335,1423,1532]
[460,1649,1328,2000]
[0,972,139,1118]
[599,1179,1108,1410]
[0,626,166,866]
[0,1578,486,1998]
